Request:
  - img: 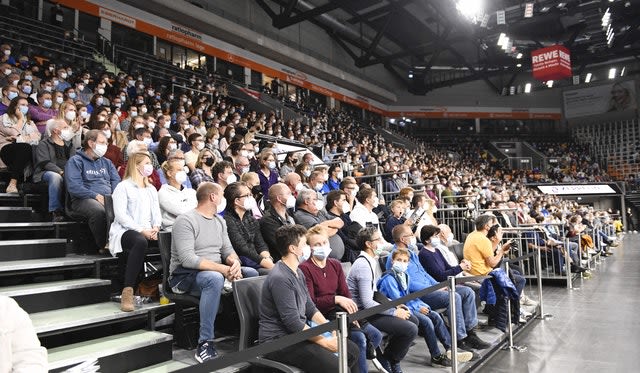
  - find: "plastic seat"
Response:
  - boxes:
[233,277,302,373]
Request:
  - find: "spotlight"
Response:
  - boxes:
[516,53,523,59]
[546,80,554,88]
[516,63,522,67]
[585,73,592,83]
[524,83,532,93]
[408,73,413,78]
[608,68,616,79]
[456,0,483,22]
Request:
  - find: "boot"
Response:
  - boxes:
[121,287,135,312]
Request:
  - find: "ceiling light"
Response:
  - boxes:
[609,68,616,79]
[546,80,554,88]
[621,66,626,76]
[408,73,413,78]
[585,73,592,83]
[524,83,532,93]
[497,33,507,46]
[456,0,483,22]
[389,119,396,124]
[516,53,523,59]
[557,2,567,8]
[540,6,550,12]
[517,63,522,67]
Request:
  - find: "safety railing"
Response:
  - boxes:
[174,274,495,373]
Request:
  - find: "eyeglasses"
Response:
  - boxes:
[238,194,252,199]
[368,236,382,242]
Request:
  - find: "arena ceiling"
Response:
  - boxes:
[251,0,640,94]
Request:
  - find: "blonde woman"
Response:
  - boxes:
[189,148,216,189]
[56,101,83,149]
[158,158,196,230]
[108,152,162,312]
[0,97,41,193]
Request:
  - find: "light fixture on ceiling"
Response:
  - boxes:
[497,33,507,46]
[546,80,554,88]
[516,53,523,59]
[608,68,617,79]
[585,73,592,83]
[621,66,626,76]
[524,83,532,93]
[517,63,522,67]
[456,0,484,22]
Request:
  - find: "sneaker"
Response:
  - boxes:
[51,210,66,222]
[460,333,491,350]
[195,341,218,363]
[446,349,473,362]
[431,354,451,367]
[520,294,538,307]
[389,360,403,373]
[371,357,389,373]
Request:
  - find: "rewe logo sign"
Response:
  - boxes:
[531,45,572,81]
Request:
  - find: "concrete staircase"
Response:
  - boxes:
[0,194,175,373]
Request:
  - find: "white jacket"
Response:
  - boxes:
[158,184,197,230]
[0,296,47,373]
[108,179,162,256]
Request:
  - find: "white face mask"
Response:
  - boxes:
[408,236,417,249]
[65,111,76,121]
[168,143,178,151]
[226,174,237,185]
[295,183,304,192]
[341,201,351,213]
[60,128,74,141]
[243,197,256,211]
[372,198,380,208]
[143,137,153,146]
[392,261,408,273]
[314,183,324,192]
[175,170,188,184]
[216,198,226,214]
[196,142,205,151]
[312,244,332,261]
[446,233,454,246]
[94,143,108,158]
[298,244,311,263]
[103,130,112,139]
[285,195,296,209]
[314,199,324,211]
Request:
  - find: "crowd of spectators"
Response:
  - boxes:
[531,141,610,182]
[0,42,624,372]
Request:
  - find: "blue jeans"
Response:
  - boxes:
[190,267,258,343]
[413,310,451,356]
[350,322,383,373]
[42,171,63,212]
[420,286,478,340]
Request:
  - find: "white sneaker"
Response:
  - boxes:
[446,349,473,362]
[520,294,538,307]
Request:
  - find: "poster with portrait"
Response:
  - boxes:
[562,80,637,119]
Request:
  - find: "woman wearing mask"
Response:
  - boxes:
[189,148,216,189]
[155,136,177,165]
[295,162,311,184]
[223,182,273,274]
[279,153,297,178]
[257,150,279,199]
[0,85,19,115]
[108,151,162,312]
[51,91,65,111]
[87,93,105,114]
[107,112,128,150]
[347,227,418,373]
[184,133,204,172]
[33,118,76,221]
[0,97,41,193]
[91,120,124,170]
[218,126,235,153]
[204,127,224,161]
[29,90,57,133]
[56,101,83,150]
[158,157,196,230]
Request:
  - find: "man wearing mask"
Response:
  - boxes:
[260,183,296,261]
[293,189,345,261]
[211,161,237,190]
[170,182,258,363]
[65,130,121,251]
[33,119,76,222]
[28,91,57,132]
[54,68,71,92]
[0,85,19,115]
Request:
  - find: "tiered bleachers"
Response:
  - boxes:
[573,119,640,181]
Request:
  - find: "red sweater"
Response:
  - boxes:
[299,258,351,316]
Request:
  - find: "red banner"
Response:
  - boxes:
[531,45,572,81]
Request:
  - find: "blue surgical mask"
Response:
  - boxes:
[312,245,332,261]
[43,99,52,108]
[299,245,311,263]
[19,105,29,115]
[7,91,18,100]
[392,261,408,273]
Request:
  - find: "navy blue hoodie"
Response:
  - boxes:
[64,149,120,201]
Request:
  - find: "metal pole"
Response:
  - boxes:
[564,238,572,289]
[448,276,458,373]
[337,312,349,373]
[504,261,514,348]
[535,245,548,319]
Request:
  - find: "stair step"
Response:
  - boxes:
[0,278,111,313]
[0,238,67,261]
[130,360,192,373]
[48,330,173,373]
[0,206,32,222]
[0,256,95,275]
[31,301,172,336]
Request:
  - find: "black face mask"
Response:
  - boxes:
[251,185,262,196]
[204,158,215,167]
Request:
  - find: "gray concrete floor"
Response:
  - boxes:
[170,234,635,372]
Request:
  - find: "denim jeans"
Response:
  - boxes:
[42,171,63,212]
[421,286,478,340]
[349,322,383,373]
[413,310,451,356]
[190,267,258,343]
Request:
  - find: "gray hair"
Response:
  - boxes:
[45,118,65,138]
[296,188,316,208]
